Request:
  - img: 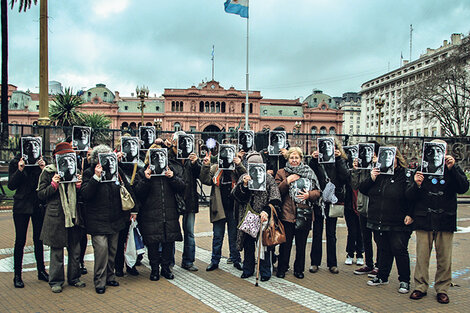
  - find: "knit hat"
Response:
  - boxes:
[53,142,75,155]
[246,151,263,164]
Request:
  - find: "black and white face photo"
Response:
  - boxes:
[121,137,139,163]
[318,137,335,164]
[72,126,91,151]
[149,148,167,176]
[139,126,156,150]
[268,131,287,155]
[358,143,375,169]
[238,130,254,152]
[290,177,312,204]
[177,134,195,159]
[248,163,266,191]
[56,153,77,183]
[21,137,42,166]
[218,144,236,170]
[343,145,359,169]
[377,147,396,175]
[422,142,446,175]
[99,153,118,182]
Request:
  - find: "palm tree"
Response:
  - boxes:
[1,0,37,145]
[81,112,112,146]
[49,87,84,127]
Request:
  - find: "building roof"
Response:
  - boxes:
[303,89,337,109]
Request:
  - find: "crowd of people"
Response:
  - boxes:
[8,130,469,305]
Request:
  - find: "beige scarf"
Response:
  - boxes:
[39,164,77,228]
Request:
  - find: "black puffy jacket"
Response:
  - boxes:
[309,156,350,204]
[406,164,469,232]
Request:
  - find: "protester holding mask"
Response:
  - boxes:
[275,147,321,279]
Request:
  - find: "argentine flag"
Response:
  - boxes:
[224,0,248,18]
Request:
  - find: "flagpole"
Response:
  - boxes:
[244,0,249,130]
[211,45,215,81]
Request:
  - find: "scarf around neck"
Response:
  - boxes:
[284,162,320,204]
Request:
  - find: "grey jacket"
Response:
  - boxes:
[351,168,370,216]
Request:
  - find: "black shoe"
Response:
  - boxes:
[161,269,174,280]
[95,287,106,294]
[115,270,124,277]
[106,280,119,287]
[38,270,49,282]
[126,266,139,276]
[206,263,219,271]
[150,270,160,281]
[136,254,143,266]
[233,262,243,271]
[276,271,285,278]
[80,263,88,275]
[14,275,24,288]
[260,276,270,282]
[294,272,304,279]
[240,273,253,279]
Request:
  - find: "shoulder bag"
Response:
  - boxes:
[119,174,135,211]
[262,204,286,246]
[237,203,261,238]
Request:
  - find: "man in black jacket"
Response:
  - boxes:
[8,142,49,288]
[407,142,469,304]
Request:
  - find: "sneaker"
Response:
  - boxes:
[345,255,354,265]
[309,265,319,273]
[226,259,234,264]
[354,266,373,275]
[181,264,198,272]
[356,257,364,266]
[398,281,410,294]
[51,285,63,293]
[367,277,389,286]
[368,267,379,278]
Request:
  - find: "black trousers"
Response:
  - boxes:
[115,221,131,272]
[359,214,379,269]
[278,221,309,274]
[310,213,337,268]
[147,242,173,272]
[374,230,411,283]
[344,209,364,258]
[79,229,88,264]
[13,211,45,275]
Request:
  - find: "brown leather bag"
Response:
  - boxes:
[262,204,286,246]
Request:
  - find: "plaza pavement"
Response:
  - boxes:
[1,203,470,313]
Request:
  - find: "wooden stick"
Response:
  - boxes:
[255,227,262,286]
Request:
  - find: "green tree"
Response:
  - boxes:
[49,87,84,127]
[81,112,111,129]
[1,0,37,145]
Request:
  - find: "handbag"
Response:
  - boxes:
[262,204,286,246]
[119,174,135,211]
[237,203,261,238]
[329,203,344,218]
[295,206,313,230]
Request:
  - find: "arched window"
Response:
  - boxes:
[329,127,336,134]
[146,122,152,126]
[129,122,137,130]
[210,101,215,113]
[241,103,245,113]
[216,102,220,113]
[179,101,184,112]
[205,101,209,112]
[171,101,176,112]
[250,103,253,113]
[174,122,181,131]
[311,126,317,134]
[199,101,204,112]
[320,126,327,134]
[221,102,226,113]
[121,122,129,129]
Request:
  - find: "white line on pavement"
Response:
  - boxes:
[174,242,369,313]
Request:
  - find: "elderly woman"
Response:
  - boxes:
[232,152,281,281]
[275,147,321,279]
[133,143,185,281]
[37,142,85,293]
[359,147,413,294]
[81,145,130,294]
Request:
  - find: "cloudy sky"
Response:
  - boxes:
[7,0,470,100]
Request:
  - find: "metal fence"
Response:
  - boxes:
[1,123,470,171]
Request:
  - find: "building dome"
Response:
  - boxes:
[82,83,115,103]
[303,89,337,109]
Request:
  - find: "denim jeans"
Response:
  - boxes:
[182,212,196,267]
[211,212,240,264]
[374,230,411,283]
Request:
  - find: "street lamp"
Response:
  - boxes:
[154,118,163,133]
[294,121,302,136]
[374,95,385,136]
[136,86,149,125]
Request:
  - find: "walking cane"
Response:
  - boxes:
[255,228,262,287]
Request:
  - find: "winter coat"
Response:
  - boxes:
[308,156,350,204]
[133,160,185,244]
[8,154,43,215]
[232,173,282,251]
[406,164,469,232]
[275,168,321,223]
[80,166,129,235]
[359,166,411,231]
[37,166,78,247]
[168,148,201,214]
[200,162,246,223]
